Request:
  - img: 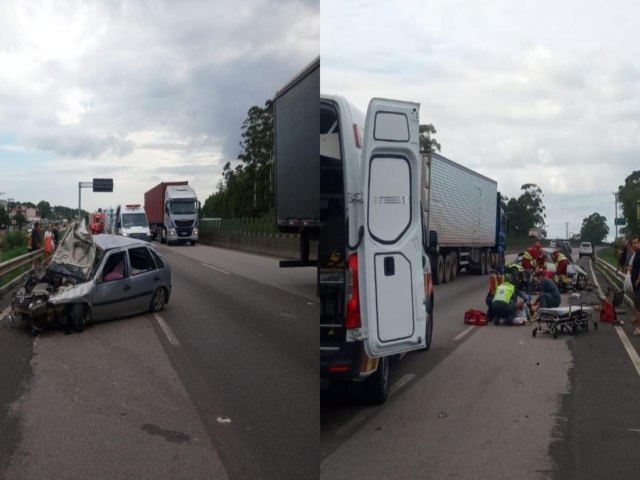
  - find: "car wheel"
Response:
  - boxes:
[420,295,434,351]
[364,356,389,405]
[70,304,85,333]
[150,288,167,312]
[576,274,587,291]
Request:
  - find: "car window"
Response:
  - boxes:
[128,247,156,275]
[102,251,128,282]
[149,248,165,269]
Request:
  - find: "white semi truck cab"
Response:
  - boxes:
[163,185,199,245]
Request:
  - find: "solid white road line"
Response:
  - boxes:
[614,326,640,378]
[335,373,416,437]
[201,263,230,275]
[590,259,640,378]
[453,325,475,342]
[153,313,181,346]
[0,306,11,321]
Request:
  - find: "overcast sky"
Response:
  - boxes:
[321,0,639,240]
[0,0,318,214]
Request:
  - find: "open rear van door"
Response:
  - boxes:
[358,98,426,357]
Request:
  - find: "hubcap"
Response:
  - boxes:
[154,290,165,309]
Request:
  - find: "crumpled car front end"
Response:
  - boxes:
[11,221,96,332]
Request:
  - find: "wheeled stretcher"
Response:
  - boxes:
[531,305,597,339]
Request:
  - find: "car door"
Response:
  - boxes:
[358,98,426,357]
[92,250,133,321]
[126,246,160,313]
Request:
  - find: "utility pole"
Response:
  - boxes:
[566,222,569,240]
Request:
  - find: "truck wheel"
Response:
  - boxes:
[444,254,452,283]
[449,252,458,280]
[364,356,389,405]
[160,229,166,245]
[191,241,197,246]
[479,252,488,275]
[70,304,85,333]
[434,254,445,285]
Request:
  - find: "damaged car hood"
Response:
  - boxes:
[50,221,96,281]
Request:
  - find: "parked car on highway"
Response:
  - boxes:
[515,247,588,290]
[11,222,171,333]
[579,242,594,259]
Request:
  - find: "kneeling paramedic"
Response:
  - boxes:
[492,274,524,326]
[486,267,504,322]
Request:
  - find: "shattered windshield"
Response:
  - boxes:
[122,213,149,228]
[169,201,197,215]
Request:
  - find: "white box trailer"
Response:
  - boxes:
[422,152,503,284]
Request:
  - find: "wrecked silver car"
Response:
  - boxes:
[12,222,172,333]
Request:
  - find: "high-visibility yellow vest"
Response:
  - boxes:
[555,253,567,263]
[493,282,515,303]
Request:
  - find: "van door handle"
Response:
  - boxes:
[384,257,395,276]
[123,285,131,291]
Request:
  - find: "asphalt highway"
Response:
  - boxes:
[0,243,318,480]
[321,256,640,479]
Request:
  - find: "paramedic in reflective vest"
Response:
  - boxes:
[492,277,519,325]
[552,250,569,292]
[532,269,561,311]
[486,268,504,322]
[522,241,543,293]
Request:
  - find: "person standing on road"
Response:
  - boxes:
[44,225,54,261]
[629,235,640,336]
[31,222,41,251]
[52,223,60,250]
[618,238,633,273]
[522,241,544,293]
[552,250,570,293]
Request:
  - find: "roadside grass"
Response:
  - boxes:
[597,246,617,269]
[0,246,31,288]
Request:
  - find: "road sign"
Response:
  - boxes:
[93,178,113,192]
[615,217,626,226]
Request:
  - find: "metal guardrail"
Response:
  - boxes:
[593,255,634,309]
[0,249,44,280]
[0,249,44,297]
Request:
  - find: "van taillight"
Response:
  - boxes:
[353,124,362,149]
[346,253,361,329]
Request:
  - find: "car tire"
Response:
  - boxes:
[364,356,389,405]
[70,304,85,333]
[150,288,167,312]
[420,292,435,351]
[576,274,587,291]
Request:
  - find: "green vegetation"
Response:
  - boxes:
[617,171,640,236]
[597,246,618,269]
[502,184,547,238]
[580,212,609,244]
[201,101,274,219]
[200,214,280,236]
